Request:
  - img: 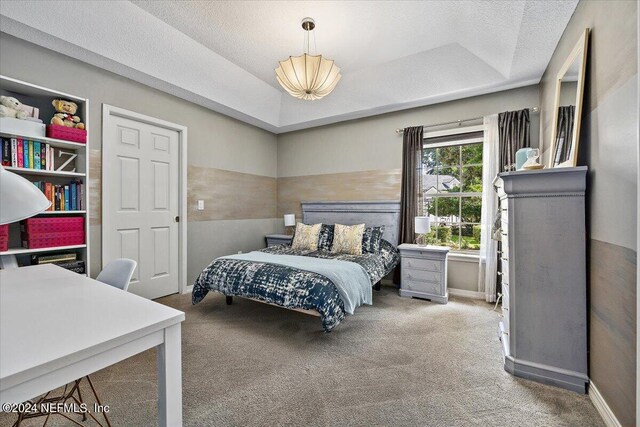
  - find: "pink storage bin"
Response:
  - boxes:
[22,230,85,249]
[46,125,87,143]
[21,217,84,234]
[0,237,8,252]
[0,224,8,238]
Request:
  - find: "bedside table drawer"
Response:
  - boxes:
[402,258,442,272]
[404,279,441,295]
[404,267,442,284]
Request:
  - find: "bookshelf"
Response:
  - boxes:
[0,75,90,275]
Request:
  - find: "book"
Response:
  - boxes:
[46,144,52,171]
[28,140,34,169]
[21,139,28,168]
[78,182,84,210]
[64,185,69,211]
[44,183,53,211]
[17,139,23,168]
[2,139,10,166]
[40,143,46,171]
[33,141,41,170]
[31,252,77,264]
[70,181,76,211]
[54,260,85,274]
[55,187,61,211]
[10,138,17,167]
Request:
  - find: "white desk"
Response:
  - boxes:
[0,265,185,426]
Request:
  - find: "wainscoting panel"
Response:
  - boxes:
[188,165,277,221]
[277,169,401,218]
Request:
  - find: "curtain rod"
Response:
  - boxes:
[394,106,540,134]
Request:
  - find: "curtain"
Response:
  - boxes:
[398,126,424,244]
[498,109,530,172]
[553,105,575,165]
[478,114,500,303]
[395,126,424,285]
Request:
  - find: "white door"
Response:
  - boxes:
[103,111,180,299]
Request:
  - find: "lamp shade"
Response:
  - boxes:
[0,165,51,225]
[284,214,296,227]
[414,216,431,234]
[275,54,341,100]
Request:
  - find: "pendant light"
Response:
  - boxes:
[275,18,341,100]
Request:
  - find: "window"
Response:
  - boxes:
[422,128,483,253]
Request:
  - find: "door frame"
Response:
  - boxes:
[101,104,189,295]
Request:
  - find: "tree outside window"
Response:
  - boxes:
[422,141,483,252]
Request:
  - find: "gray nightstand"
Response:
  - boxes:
[398,244,449,304]
[265,234,293,247]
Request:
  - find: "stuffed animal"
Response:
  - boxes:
[0,96,28,120]
[51,99,85,130]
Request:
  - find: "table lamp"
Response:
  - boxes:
[414,216,431,247]
[0,165,51,268]
[284,214,296,235]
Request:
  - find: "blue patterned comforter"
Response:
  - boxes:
[192,240,399,331]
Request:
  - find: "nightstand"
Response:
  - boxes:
[265,234,293,247]
[398,244,449,304]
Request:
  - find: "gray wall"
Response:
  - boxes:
[0,33,281,284]
[277,85,540,293]
[539,1,637,424]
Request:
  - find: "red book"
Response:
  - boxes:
[17,140,24,168]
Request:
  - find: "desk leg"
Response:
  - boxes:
[157,323,182,427]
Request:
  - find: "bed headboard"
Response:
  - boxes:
[301,201,401,246]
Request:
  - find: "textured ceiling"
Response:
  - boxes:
[0,0,578,133]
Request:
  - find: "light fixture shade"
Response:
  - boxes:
[284,214,296,227]
[0,165,51,225]
[414,216,431,234]
[275,54,341,100]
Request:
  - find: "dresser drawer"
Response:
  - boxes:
[501,239,509,258]
[404,267,442,284]
[501,255,509,283]
[401,257,442,272]
[501,209,509,225]
[502,306,510,331]
[502,283,509,309]
[403,279,441,295]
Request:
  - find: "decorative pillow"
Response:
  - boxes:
[317,224,335,250]
[362,226,385,254]
[331,223,365,255]
[291,223,321,250]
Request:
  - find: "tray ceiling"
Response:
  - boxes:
[0,0,578,133]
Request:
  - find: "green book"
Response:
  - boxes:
[28,140,34,169]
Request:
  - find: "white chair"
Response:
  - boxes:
[96,259,137,292]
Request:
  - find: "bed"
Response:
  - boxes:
[192,201,401,331]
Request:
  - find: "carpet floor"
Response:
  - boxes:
[2,287,604,427]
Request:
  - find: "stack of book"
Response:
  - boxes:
[32,180,83,211]
[1,137,56,171]
[31,251,85,274]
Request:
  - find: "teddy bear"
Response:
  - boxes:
[51,99,85,130]
[0,96,28,120]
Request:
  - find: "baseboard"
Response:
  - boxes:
[448,288,485,300]
[589,382,622,427]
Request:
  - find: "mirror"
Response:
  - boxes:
[549,28,589,168]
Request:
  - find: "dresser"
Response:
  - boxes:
[265,234,293,247]
[398,244,449,304]
[495,166,588,393]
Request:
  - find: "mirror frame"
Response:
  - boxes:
[549,28,590,168]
